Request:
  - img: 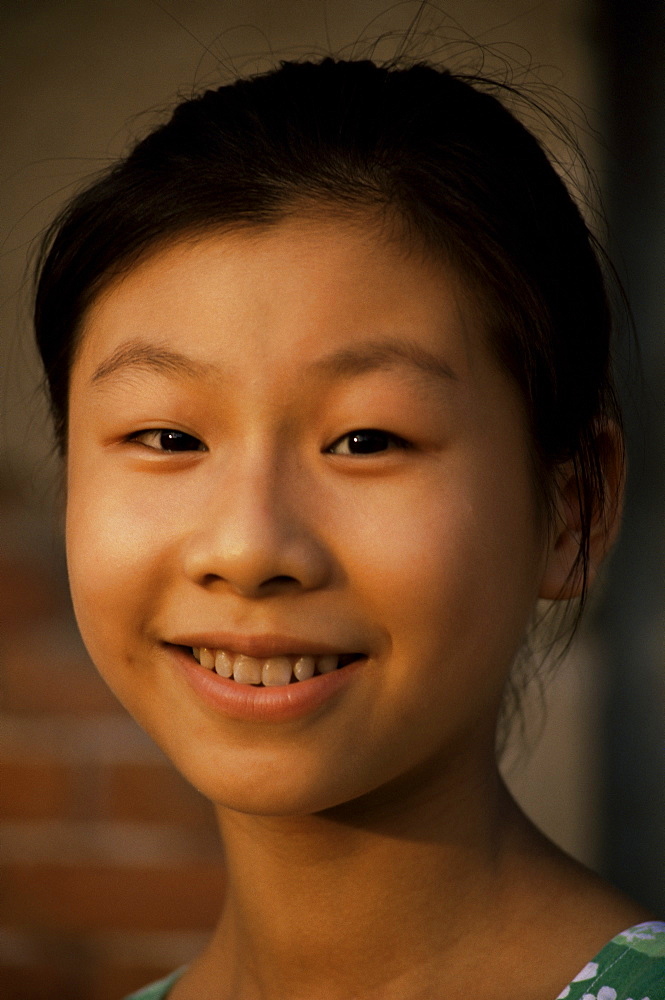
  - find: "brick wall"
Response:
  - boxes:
[0,480,223,999]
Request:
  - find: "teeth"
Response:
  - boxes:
[293,655,315,681]
[233,654,263,685]
[199,647,215,670]
[214,649,233,677]
[317,654,338,674]
[261,656,293,687]
[190,647,349,685]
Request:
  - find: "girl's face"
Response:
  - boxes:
[66,217,551,816]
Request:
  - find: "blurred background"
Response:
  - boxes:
[1,1,663,997]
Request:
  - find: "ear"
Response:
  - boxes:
[539,423,625,600]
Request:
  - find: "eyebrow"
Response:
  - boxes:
[89,336,459,388]
[90,341,213,385]
[309,338,459,384]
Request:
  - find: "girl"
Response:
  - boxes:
[33,57,665,999]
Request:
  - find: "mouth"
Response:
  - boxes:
[188,647,364,686]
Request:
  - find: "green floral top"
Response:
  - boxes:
[123,921,665,999]
[555,922,665,1000]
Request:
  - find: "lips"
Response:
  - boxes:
[169,640,367,722]
[191,647,362,686]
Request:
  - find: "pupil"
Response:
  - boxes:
[349,431,388,453]
[160,430,197,451]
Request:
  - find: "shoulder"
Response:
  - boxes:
[122,967,186,1000]
[556,921,665,1000]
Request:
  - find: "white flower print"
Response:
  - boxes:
[620,923,665,943]
[573,963,600,982]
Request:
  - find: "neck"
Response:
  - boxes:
[190,755,527,1000]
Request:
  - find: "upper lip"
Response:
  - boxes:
[167,633,363,659]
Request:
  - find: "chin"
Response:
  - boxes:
[168,745,381,820]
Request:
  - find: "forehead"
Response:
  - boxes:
[74,216,488,388]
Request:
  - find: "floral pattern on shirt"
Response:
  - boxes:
[556,921,665,1000]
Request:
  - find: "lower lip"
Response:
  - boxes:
[169,646,365,722]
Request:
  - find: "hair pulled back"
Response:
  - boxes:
[34,57,622,604]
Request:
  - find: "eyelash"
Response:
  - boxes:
[125,427,411,455]
[327,429,411,456]
[126,429,207,452]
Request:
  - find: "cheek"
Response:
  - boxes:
[340,462,542,616]
[334,453,545,711]
[65,458,166,670]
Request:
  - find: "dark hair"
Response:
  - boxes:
[33,57,622,606]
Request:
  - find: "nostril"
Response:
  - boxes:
[262,575,300,586]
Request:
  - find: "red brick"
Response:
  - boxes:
[0,759,73,820]
[0,632,120,714]
[90,963,178,1000]
[0,864,222,931]
[0,928,91,1000]
[0,964,81,1000]
[0,560,59,632]
[104,763,217,829]
[0,961,178,1000]
[0,927,203,999]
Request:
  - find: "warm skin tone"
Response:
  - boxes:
[66,217,648,1000]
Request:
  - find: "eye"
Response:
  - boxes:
[127,429,206,452]
[327,429,410,456]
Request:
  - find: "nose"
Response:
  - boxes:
[181,450,333,597]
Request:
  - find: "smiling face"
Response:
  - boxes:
[66,216,552,816]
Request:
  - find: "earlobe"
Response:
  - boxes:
[538,423,625,601]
